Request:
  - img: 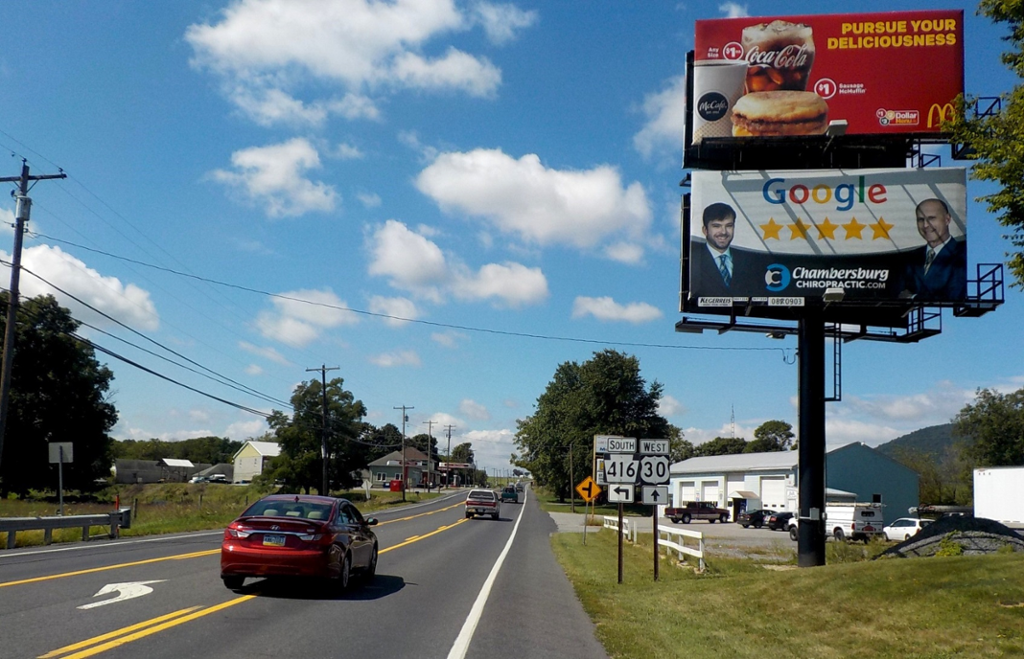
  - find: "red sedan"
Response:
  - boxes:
[220,494,378,591]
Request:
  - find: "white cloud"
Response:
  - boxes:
[357,192,382,208]
[334,142,364,159]
[0,208,14,235]
[416,148,652,251]
[369,295,419,327]
[633,75,687,160]
[603,242,645,264]
[463,428,515,469]
[245,364,264,376]
[185,0,512,125]
[239,341,293,366]
[210,138,338,217]
[3,244,159,331]
[658,394,684,417]
[719,2,749,18]
[571,296,662,324]
[451,262,548,308]
[225,418,269,442]
[369,350,422,367]
[431,330,467,347]
[460,399,490,420]
[366,219,548,307]
[472,2,538,44]
[255,288,358,347]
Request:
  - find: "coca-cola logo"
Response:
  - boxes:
[745,44,811,69]
[697,92,730,122]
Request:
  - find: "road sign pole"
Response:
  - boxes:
[653,507,659,581]
[617,502,624,584]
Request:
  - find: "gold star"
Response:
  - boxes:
[843,217,866,240]
[871,217,895,240]
[788,219,811,240]
[816,217,839,240]
[760,218,783,240]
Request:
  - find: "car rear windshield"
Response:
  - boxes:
[468,491,496,501]
[246,500,333,520]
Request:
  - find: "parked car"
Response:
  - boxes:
[188,475,208,484]
[766,511,795,531]
[500,486,519,504]
[665,501,730,524]
[220,494,378,591]
[737,509,769,528]
[208,474,229,483]
[465,489,501,519]
[883,517,932,542]
[825,503,885,542]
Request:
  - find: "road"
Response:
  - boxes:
[0,490,607,659]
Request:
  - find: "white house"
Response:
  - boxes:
[232,441,282,483]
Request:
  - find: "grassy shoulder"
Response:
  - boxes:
[533,486,648,519]
[0,484,445,548]
[552,528,1024,659]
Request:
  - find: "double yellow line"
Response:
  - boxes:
[40,599,255,659]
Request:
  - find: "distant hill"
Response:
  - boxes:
[875,424,955,461]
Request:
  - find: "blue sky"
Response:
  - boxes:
[1,1,1020,473]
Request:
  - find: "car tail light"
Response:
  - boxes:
[225,523,251,540]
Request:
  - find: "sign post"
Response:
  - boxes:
[49,442,73,516]
[576,477,602,546]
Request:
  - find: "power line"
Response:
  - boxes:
[26,231,791,357]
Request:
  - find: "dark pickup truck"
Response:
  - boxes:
[664,501,730,524]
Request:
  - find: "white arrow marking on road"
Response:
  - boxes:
[78,580,166,610]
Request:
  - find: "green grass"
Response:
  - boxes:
[552,528,1024,659]
[533,485,648,518]
[0,484,443,548]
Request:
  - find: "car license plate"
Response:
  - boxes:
[263,534,286,547]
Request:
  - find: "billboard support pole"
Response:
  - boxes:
[798,308,827,567]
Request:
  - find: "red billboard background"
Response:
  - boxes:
[692,10,963,141]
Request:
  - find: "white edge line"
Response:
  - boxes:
[446,490,528,659]
[0,530,223,559]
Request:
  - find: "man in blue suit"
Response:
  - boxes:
[690,202,764,297]
[899,198,967,301]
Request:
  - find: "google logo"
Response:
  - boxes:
[762,176,888,212]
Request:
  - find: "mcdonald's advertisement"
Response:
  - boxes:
[686,168,967,307]
[689,10,963,143]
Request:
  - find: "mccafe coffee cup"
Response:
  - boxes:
[692,61,748,142]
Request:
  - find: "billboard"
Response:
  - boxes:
[686,168,967,308]
[690,10,963,143]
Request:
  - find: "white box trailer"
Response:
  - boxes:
[974,467,1024,524]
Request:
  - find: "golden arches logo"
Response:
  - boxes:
[927,102,956,129]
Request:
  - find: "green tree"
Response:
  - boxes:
[451,442,474,464]
[953,387,1024,468]
[264,376,367,494]
[744,420,795,453]
[0,294,118,496]
[948,0,1024,286]
[695,436,747,456]
[408,432,440,462]
[668,425,695,462]
[513,350,669,501]
[361,423,403,464]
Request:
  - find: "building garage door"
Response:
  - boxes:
[701,482,720,504]
[678,481,696,503]
[760,477,787,509]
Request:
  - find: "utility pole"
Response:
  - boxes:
[394,405,414,501]
[306,365,338,496]
[0,161,66,473]
[444,424,455,489]
[423,419,435,490]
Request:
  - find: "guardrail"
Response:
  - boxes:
[602,515,705,571]
[657,525,705,572]
[0,508,132,549]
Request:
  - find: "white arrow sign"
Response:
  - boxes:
[79,580,165,610]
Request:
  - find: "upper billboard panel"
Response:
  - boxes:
[686,168,967,308]
[691,10,963,143]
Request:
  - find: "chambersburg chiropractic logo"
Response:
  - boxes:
[765,264,791,292]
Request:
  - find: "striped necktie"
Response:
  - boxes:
[718,254,731,286]
[924,248,936,274]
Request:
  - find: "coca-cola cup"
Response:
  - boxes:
[742,20,815,93]
[691,61,748,142]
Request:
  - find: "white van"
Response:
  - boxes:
[824,503,884,542]
[787,503,885,542]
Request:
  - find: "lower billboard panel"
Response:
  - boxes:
[683,168,967,313]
